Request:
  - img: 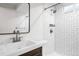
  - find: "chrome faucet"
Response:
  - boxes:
[11,30,22,42]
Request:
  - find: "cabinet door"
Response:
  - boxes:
[20,47,42,56]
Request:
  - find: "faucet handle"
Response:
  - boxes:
[10,37,16,42]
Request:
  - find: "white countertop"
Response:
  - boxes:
[0,39,47,56]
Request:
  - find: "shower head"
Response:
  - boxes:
[53,10,56,13]
[51,9,57,13]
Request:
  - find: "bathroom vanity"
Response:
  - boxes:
[0,39,46,56]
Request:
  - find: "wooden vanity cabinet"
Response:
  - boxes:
[19,47,42,56]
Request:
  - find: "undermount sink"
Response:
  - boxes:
[6,40,35,50]
[9,40,35,49]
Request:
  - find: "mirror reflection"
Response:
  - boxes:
[0,3,30,34]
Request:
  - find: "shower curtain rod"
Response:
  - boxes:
[44,3,61,10]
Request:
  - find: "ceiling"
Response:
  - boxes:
[0,3,21,9]
[0,3,57,10]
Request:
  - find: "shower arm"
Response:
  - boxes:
[44,3,61,10]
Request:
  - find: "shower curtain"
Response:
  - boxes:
[55,4,79,56]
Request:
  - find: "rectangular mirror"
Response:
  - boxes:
[0,3,30,35]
